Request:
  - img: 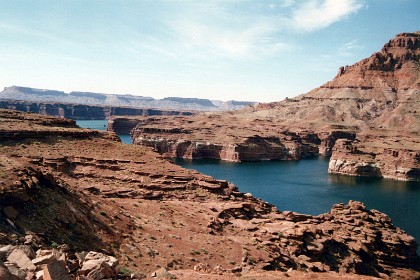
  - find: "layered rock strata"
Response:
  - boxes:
[131,32,420,181]
[329,134,420,181]
[0,99,195,120]
[0,109,418,279]
[131,115,356,161]
[107,115,201,135]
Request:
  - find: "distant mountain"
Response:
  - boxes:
[0,86,255,111]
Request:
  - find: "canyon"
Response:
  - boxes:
[0,109,419,279]
[124,32,420,182]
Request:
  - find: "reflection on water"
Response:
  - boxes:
[328,174,363,185]
[329,173,417,189]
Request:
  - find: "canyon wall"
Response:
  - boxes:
[0,99,194,120]
[131,116,356,162]
[329,137,420,181]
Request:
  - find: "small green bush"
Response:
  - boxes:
[118,266,132,277]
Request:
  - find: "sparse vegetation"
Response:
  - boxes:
[190,249,201,255]
[118,266,132,277]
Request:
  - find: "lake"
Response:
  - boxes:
[76,120,420,252]
[76,119,132,144]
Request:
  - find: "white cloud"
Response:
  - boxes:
[291,0,364,32]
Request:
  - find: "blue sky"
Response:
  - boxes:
[0,0,418,102]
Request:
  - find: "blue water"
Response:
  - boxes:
[175,158,420,251]
[76,120,132,144]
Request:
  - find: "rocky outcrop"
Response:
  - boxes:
[318,131,357,157]
[135,134,321,162]
[0,99,195,120]
[207,200,418,276]
[329,136,420,181]
[131,116,329,161]
[107,113,194,135]
[0,109,418,279]
[0,86,256,112]
[0,109,119,142]
[131,115,359,161]
[0,240,119,280]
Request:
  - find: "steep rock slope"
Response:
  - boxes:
[130,32,420,181]
[0,109,418,279]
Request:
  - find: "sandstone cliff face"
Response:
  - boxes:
[0,109,418,279]
[130,32,420,181]
[0,99,195,120]
[130,115,332,161]
[329,136,420,181]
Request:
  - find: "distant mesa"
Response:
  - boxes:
[0,85,256,112]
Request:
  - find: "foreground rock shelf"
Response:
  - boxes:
[0,109,419,279]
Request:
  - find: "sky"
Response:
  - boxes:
[0,0,419,102]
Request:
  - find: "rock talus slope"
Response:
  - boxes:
[128,32,420,181]
[0,109,419,279]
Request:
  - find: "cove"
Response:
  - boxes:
[76,119,132,144]
[175,157,420,253]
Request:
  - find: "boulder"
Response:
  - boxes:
[86,262,114,279]
[7,249,36,271]
[16,245,36,259]
[150,267,176,279]
[3,206,18,219]
[0,245,15,261]
[4,262,26,279]
[32,254,56,266]
[0,260,19,280]
[79,251,118,277]
[43,260,71,280]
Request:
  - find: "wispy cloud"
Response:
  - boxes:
[307,38,364,74]
[153,0,364,60]
[281,0,296,8]
[170,19,289,59]
[338,39,362,56]
[0,0,366,89]
[1,1,363,63]
[156,2,295,61]
[291,0,364,32]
